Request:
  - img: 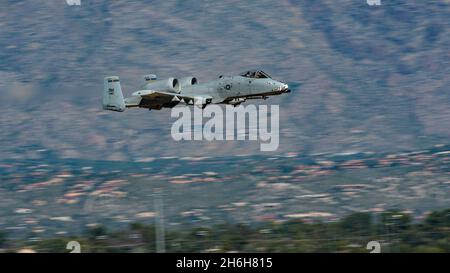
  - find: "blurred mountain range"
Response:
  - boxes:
[0,0,449,161]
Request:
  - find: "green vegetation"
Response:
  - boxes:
[3,209,449,253]
[0,231,7,249]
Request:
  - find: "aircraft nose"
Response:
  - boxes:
[279,82,290,93]
[270,81,290,93]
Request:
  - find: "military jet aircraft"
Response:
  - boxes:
[103,70,290,112]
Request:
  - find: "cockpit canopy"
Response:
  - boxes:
[240,70,271,79]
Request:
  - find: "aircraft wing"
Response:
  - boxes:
[135,90,212,105]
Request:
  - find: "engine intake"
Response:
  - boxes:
[143,77,181,93]
[179,77,198,88]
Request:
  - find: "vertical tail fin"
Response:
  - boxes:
[103,76,126,112]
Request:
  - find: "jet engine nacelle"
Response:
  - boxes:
[143,77,181,93]
[179,77,198,88]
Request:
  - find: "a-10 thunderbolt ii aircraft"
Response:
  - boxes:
[102,70,290,112]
